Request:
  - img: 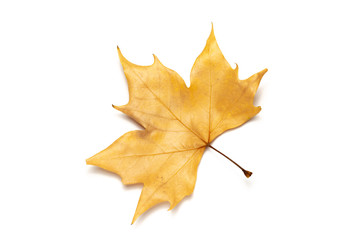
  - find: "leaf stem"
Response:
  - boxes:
[208,145,252,178]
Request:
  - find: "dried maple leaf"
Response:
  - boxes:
[87,25,267,223]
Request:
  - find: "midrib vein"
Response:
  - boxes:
[116,146,204,159]
[208,47,212,143]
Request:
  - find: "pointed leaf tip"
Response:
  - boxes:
[85,156,93,165]
[131,214,138,225]
[152,54,161,65]
[234,63,239,75]
[117,47,125,62]
[112,104,125,112]
[210,23,215,37]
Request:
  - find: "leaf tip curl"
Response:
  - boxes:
[152,54,161,65]
[112,104,126,112]
[117,46,131,66]
[245,68,268,98]
[234,63,239,75]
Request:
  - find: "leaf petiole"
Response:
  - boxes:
[208,145,252,178]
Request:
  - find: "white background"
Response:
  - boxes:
[1,0,359,239]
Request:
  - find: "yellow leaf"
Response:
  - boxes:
[87,25,267,223]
